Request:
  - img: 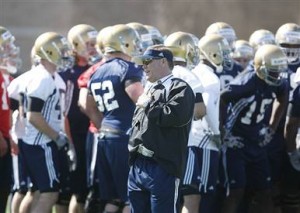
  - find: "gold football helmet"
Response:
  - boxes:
[34,32,74,71]
[254,44,287,86]
[232,40,254,68]
[96,26,112,55]
[275,23,300,62]
[101,24,141,57]
[249,29,275,52]
[127,22,153,53]
[144,24,164,44]
[198,34,229,70]
[67,24,99,64]
[164,31,199,69]
[205,22,237,49]
[0,26,21,74]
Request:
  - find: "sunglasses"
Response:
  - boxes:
[142,57,163,66]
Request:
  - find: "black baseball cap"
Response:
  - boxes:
[133,48,173,65]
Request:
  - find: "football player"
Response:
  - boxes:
[164,31,205,120]
[8,46,37,213]
[260,23,300,211]
[58,24,99,213]
[87,24,144,213]
[276,23,300,81]
[179,34,225,213]
[219,44,289,213]
[281,82,300,213]
[274,23,300,212]
[77,26,110,213]
[20,32,75,213]
[205,22,244,90]
[231,40,254,69]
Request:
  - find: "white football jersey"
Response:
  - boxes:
[172,65,204,95]
[189,63,221,150]
[23,65,66,145]
[7,70,34,140]
[8,70,33,100]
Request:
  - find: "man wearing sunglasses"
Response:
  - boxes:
[129,45,195,213]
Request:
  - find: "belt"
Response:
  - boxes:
[100,126,126,136]
[137,145,154,158]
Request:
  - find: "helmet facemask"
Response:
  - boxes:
[0,55,22,74]
[186,44,200,69]
[57,47,75,72]
[222,48,233,70]
[0,37,22,74]
[119,35,141,57]
[275,23,300,63]
[280,45,300,63]
[220,39,233,70]
[73,32,100,65]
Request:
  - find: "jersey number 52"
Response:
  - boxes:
[91,81,119,112]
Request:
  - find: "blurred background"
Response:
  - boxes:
[1,0,300,71]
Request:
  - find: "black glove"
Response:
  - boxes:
[55,131,69,149]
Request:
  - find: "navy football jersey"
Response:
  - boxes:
[89,58,143,132]
[289,84,300,118]
[221,70,288,141]
[215,60,244,90]
[59,64,90,132]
